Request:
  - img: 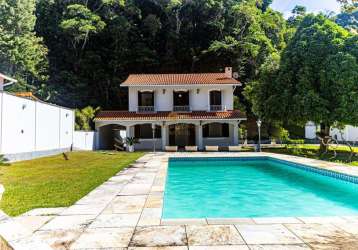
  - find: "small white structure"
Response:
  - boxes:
[94,67,247,151]
[0,73,17,90]
[305,122,358,142]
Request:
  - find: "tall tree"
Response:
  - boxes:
[245,14,358,151]
[0,0,48,90]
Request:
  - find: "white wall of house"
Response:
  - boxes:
[128,85,234,112]
[0,91,75,161]
[305,122,358,142]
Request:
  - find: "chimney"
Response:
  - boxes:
[225,67,232,78]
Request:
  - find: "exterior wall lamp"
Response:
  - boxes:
[196,89,200,94]
[162,89,166,94]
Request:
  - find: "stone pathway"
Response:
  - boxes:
[2,152,358,249]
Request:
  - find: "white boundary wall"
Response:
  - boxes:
[305,122,358,142]
[0,91,75,161]
[73,131,97,150]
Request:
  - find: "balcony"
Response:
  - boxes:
[173,106,191,112]
[137,106,155,113]
[210,105,224,111]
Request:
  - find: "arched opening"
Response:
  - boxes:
[97,124,126,150]
[209,90,222,111]
[169,123,196,147]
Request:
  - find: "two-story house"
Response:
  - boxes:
[94,67,246,151]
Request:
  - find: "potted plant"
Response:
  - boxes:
[125,137,139,152]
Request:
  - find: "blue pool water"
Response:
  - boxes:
[163,157,358,218]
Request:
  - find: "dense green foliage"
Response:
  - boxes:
[246,15,358,140]
[0,0,48,92]
[0,151,144,216]
[75,106,100,130]
[336,4,358,33]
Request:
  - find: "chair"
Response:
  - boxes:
[205,146,219,152]
[185,146,198,152]
[165,146,178,152]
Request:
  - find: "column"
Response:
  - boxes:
[161,124,167,151]
[196,124,203,150]
[125,125,132,151]
[233,122,239,145]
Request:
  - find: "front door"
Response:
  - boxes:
[169,124,196,147]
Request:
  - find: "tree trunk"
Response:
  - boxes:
[319,124,331,154]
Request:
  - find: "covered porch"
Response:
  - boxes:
[94,110,246,151]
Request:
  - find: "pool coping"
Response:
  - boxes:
[157,152,358,225]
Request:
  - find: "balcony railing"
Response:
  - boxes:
[173,106,191,112]
[137,106,155,113]
[210,105,224,111]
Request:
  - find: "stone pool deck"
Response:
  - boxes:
[2,152,358,249]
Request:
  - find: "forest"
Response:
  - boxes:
[0,0,357,120]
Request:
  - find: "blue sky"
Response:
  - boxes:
[271,0,341,18]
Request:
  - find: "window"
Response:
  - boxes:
[173,91,189,106]
[135,124,161,139]
[138,91,154,106]
[210,90,222,105]
[203,123,229,138]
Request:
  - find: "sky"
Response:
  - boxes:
[271,0,341,18]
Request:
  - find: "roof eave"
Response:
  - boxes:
[120,83,242,87]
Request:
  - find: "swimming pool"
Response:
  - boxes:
[163,157,358,218]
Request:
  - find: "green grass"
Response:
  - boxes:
[0,151,144,216]
[263,145,358,167]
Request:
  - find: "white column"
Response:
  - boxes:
[126,125,132,151]
[233,122,239,145]
[196,124,203,150]
[161,124,167,151]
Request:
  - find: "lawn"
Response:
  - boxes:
[263,145,358,167]
[0,151,144,216]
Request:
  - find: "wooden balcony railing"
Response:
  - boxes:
[210,105,224,111]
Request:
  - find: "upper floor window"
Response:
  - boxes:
[138,91,154,106]
[173,90,190,112]
[210,90,222,111]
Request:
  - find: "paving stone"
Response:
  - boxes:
[137,208,162,226]
[186,225,245,246]
[236,224,303,245]
[248,244,311,250]
[129,247,188,250]
[253,217,302,224]
[33,229,83,250]
[297,217,347,224]
[207,218,254,225]
[89,213,140,228]
[120,184,152,195]
[0,219,32,241]
[189,246,249,250]
[13,215,53,232]
[130,226,187,247]
[22,207,66,216]
[309,242,358,250]
[109,174,135,183]
[41,215,95,230]
[332,221,358,235]
[285,223,356,245]
[9,236,53,250]
[70,227,134,249]
[161,219,207,226]
[61,204,107,216]
[145,195,163,208]
[103,195,146,214]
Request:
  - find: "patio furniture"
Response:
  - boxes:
[228,146,242,152]
[185,146,198,152]
[205,146,219,152]
[165,146,178,152]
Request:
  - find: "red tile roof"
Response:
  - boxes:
[122,73,240,86]
[94,110,246,121]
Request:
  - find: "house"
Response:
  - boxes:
[94,67,247,151]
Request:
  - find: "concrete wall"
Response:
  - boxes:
[0,91,75,161]
[128,86,234,112]
[305,122,358,142]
